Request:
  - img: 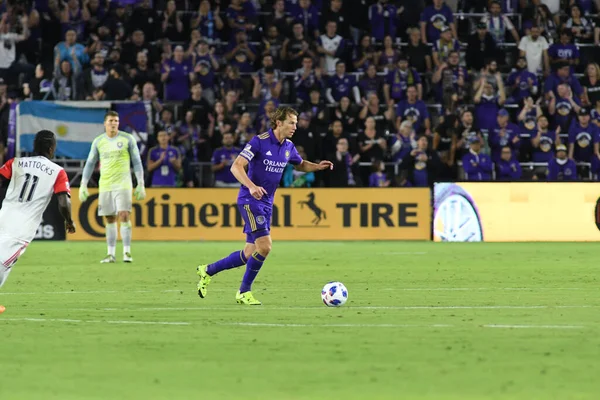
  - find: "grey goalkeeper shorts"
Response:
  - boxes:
[98,189,132,216]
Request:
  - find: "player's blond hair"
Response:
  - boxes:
[270,107,298,129]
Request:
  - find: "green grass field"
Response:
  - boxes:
[0,241,599,400]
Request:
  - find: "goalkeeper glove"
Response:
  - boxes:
[79,186,89,202]
[134,185,146,201]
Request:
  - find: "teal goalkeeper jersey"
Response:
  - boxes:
[85,131,142,192]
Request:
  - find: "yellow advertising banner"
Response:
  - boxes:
[69,188,431,241]
[433,182,600,242]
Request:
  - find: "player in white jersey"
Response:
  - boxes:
[0,130,76,290]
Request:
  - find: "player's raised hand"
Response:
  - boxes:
[65,220,76,234]
[249,185,267,200]
[317,160,334,170]
[79,186,89,202]
[134,185,146,201]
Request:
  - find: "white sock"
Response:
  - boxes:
[120,221,132,253]
[106,223,117,257]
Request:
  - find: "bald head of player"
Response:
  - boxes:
[270,107,298,142]
[104,111,120,138]
[34,130,57,159]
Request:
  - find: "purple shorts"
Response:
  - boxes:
[238,202,271,243]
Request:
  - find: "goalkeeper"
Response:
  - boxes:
[79,111,146,263]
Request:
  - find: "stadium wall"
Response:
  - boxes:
[68,188,431,241]
[433,183,600,242]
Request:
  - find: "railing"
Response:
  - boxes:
[57,158,593,188]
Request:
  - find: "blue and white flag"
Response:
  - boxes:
[114,101,150,158]
[17,101,110,158]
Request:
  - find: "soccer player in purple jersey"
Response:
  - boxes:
[195,107,334,305]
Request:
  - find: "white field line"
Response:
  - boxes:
[0,317,190,325]
[222,322,455,328]
[23,305,599,312]
[483,324,585,329]
[0,287,592,296]
[0,318,585,330]
[376,252,428,255]
[226,322,587,330]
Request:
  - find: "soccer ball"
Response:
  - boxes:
[321,281,348,307]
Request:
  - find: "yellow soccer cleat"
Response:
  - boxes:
[235,291,262,305]
[196,264,211,298]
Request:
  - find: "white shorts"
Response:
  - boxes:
[0,235,28,269]
[98,189,132,216]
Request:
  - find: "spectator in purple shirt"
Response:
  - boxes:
[507,57,538,104]
[369,0,399,42]
[548,30,580,74]
[147,130,182,187]
[432,26,460,68]
[191,0,224,42]
[496,146,522,180]
[489,108,521,163]
[395,85,431,135]
[462,136,493,181]
[358,64,384,102]
[420,0,456,44]
[384,55,423,104]
[212,132,242,187]
[291,0,320,39]
[326,61,360,105]
[548,83,581,132]
[192,39,219,104]
[161,45,193,101]
[227,0,257,33]
[368,160,390,187]
[548,144,578,180]
[568,107,599,165]
[531,114,560,159]
[544,62,583,99]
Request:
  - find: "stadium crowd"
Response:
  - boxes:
[1,0,600,187]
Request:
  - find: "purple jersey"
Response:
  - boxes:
[386,68,421,102]
[548,43,580,73]
[532,130,558,162]
[476,95,501,134]
[489,122,521,162]
[396,100,429,132]
[162,59,192,101]
[507,69,538,103]
[212,146,241,183]
[568,121,599,162]
[420,5,454,43]
[194,55,216,90]
[544,73,583,98]
[369,172,388,187]
[328,74,357,102]
[238,129,303,205]
[149,146,180,187]
[548,158,578,180]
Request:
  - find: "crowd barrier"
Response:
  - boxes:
[68,188,431,241]
[433,182,600,242]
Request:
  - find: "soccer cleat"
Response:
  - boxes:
[236,291,262,305]
[196,264,211,298]
[100,255,116,264]
[123,252,133,263]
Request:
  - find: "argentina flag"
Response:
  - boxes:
[17,101,111,158]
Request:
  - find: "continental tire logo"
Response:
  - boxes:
[74,190,428,241]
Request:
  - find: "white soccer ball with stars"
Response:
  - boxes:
[321,281,348,307]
